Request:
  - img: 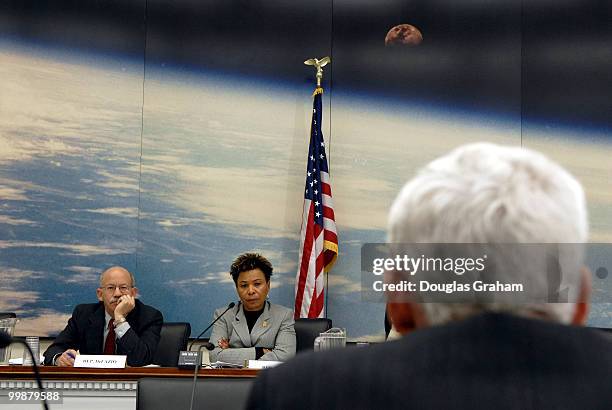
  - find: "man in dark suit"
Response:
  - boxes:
[246,143,612,410]
[43,266,163,367]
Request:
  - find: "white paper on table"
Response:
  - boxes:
[246,360,282,370]
[8,355,44,365]
[209,360,243,368]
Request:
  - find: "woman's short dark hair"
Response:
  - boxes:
[230,253,273,284]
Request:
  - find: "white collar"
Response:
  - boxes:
[104,311,113,327]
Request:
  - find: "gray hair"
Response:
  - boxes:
[99,266,136,287]
[387,143,588,325]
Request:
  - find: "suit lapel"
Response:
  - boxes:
[250,301,272,344]
[232,305,252,347]
[85,303,106,354]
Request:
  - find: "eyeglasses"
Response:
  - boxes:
[100,285,132,293]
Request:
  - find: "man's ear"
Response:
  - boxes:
[387,302,427,335]
[96,288,104,302]
[385,269,427,334]
[571,266,591,326]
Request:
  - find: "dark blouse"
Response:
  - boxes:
[243,306,265,359]
[244,307,264,333]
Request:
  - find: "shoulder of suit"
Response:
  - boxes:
[134,299,162,317]
[268,303,293,317]
[74,302,102,315]
[214,305,236,317]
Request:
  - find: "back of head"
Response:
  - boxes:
[387,143,588,325]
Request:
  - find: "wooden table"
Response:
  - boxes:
[1,365,258,380]
[0,366,259,409]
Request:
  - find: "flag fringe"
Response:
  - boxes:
[312,87,323,96]
[323,240,338,272]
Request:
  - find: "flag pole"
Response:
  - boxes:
[294,56,337,319]
[306,56,331,317]
[308,56,333,317]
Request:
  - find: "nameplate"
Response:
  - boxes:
[74,355,127,368]
[247,360,282,370]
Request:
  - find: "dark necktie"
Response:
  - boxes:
[104,319,115,355]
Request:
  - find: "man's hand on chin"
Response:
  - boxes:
[114,295,135,320]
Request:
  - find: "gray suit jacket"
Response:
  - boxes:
[208,301,296,365]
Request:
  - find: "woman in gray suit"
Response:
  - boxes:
[209,253,296,365]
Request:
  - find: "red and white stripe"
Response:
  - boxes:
[295,171,338,318]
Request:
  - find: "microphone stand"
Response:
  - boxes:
[185,302,235,410]
[22,341,49,410]
[0,333,50,410]
[188,344,208,410]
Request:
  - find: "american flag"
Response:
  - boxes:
[294,87,338,319]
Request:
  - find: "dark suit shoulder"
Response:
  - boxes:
[72,302,104,317]
[250,314,612,410]
[133,300,163,319]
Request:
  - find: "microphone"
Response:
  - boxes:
[0,331,49,410]
[178,302,236,369]
[188,302,235,351]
